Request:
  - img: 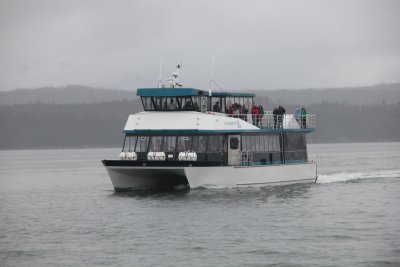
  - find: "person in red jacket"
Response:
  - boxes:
[251,103,260,126]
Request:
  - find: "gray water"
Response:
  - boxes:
[1,143,400,267]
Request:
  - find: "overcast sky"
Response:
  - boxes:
[0,0,399,91]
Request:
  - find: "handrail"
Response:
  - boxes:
[228,113,316,129]
[240,150,253,166]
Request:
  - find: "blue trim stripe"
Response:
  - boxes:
[211,92,255,97]
[123,128,314,134]
[244,159,309,166]
[136,88,255,97]
[137,88,207,97]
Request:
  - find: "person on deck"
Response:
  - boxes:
[227,104,234,116]
[277,105,286,128]
[258,105,264,126]
[301,107,307,129]
[213,102,221,112]
[251,103,260,126]
[168,98,177,110]
[241,104,249,121]
[183,101,193,110]
[273,107,278,129]
[294,108,301,125]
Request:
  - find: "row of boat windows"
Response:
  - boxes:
[124,135,225,153]
[122,134,300,153]
[242,135,280,152]
[141,96,254,112]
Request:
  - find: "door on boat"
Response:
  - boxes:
[228,135,241,166]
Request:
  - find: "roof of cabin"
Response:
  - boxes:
[136,88,255,97]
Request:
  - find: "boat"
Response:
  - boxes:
[102,65,317,191]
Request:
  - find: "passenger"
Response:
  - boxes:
[193,102,200,111]
[273,107,278,129]
[251,103,259,126]
[233,103,240,116]
[168,98,177,110]
[183,101,193,110]
[258,105,264,126]
[301,107,307,129]
[241,104,249,121]
[277,105,286,128]
[227,104,234,116]
[294,108,301,125]
[163,101,168,110]
[213,101,221,112]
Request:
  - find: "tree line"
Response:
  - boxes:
[0,100,399,149]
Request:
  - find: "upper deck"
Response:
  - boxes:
[135,87,315,132]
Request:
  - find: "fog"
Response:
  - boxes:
[1,0,399,91]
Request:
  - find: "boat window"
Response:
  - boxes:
[258,136,264,151]
[226,97,232,113]
[182,97,193,111]
[251,136,263,152]
[220,97,227,113]
[211,97,221,112]
[266,135,280,151]
[230,137,239,150]
[162,136,176,152]
[241,136,251,151]
[192,97,201,111]
[135,136,149,152]
[141,97,155,111]
[167,97,178,110]
[284,133,306,152]
[156,97,166,110]
[192,136,207,153]
[207,136,223,153]
[200,97,208,112]
[242,134,280,152]
[148,136,163,152]
[177,136,192,152]
[123,136,137,152]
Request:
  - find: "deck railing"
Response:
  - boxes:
[229,112,316,129]
[240,150,253,166]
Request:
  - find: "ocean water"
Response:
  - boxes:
[0,142,399,267]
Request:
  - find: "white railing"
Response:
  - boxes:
[240,150,253,166]
[229,113,316,129]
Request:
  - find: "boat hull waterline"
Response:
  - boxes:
[103,162,317,191]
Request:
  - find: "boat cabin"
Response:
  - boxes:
[120,131,308,167]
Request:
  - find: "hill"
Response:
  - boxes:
[1,83,399,106]
[254,83,400,106]
[0,100,399,149]
[0,85,136,106]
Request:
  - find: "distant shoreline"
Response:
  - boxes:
[1,141,399,151]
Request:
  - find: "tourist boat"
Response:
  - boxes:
[102,65,317,191]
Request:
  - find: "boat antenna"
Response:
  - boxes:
[209,54,215,97]
[157,56,164,88]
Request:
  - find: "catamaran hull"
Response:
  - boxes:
[104,162,317,191]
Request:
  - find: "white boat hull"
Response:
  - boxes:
[185,162,317,188]
[104,162,317,191]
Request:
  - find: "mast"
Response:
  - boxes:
[209,54,215,97]
[157,56,163,88]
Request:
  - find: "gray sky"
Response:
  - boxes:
[1,0,399,91]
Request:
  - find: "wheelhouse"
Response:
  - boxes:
[137,88,255,113]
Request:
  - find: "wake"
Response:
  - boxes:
[317,169,400,184]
